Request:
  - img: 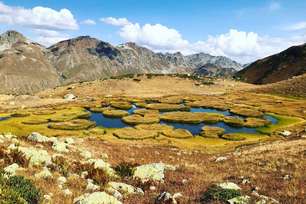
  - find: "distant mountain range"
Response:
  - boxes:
[236,43,306,84]
[0,30,242,94]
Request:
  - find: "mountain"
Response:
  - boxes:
[192,63,236,77]
[236,43,306,84]
[0,30,242,94]
[0,31,59,94]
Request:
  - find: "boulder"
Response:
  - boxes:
[155,192,183,204]
[73,192,122,204]
[52,141,69,153]
[217,182,241,191]
[280,130,292,137]
[35,167,52,179]
[133,163,176,182]
[65,137,75,144]
[106,182,144,196]
[80,150,92,160]
[64,93,76,100]
[228,195,250,204]
[28,132,51,143]
[86,179,100,191]
[86,159,116,177]
[19,147,52,166]
[4,163,20,176]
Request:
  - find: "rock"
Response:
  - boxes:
[217,182,241,191]
[35,167,52,179]
[65,137,75,144]
[28,132,51,143]
[215,156,228,162]
[58,176,67,185]
[106,182,144,196]
[86,159,116,177]
[64,93,76,100]
[280,130,291,137]
[155,192,183,204]
[43,194,52,204]
[81,171,89,179]
[228,195,250,204]
[7,143,18,151]
[63,189,72,197]
[52,141,69,153]
[73,192,122,204]
[19,147,52,166]
[86,179,100,191]
[149,186,157,191]
[255,195,279,204]
[182,179,188,184]
[283,174,291,180]
[4,163,20,176]
[80,150,92,160]
[133,163,176,182]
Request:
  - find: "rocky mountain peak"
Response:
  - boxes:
[0,30,28,52]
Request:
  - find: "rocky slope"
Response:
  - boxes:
[236,43,306,84]
[0,30,242,94]
[0,31,60,94]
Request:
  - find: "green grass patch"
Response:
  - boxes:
[257,113,304,134]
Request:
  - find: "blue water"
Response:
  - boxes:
[89,112,129,128]
[88,106,278,135]
[0,117,9,121]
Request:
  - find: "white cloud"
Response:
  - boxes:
[102,17,306,63]
[34,29,69,46]
[119,23,189,51]
[285,21,306,31]
[0,1,78,30]
[80,19,96,25]
[100,17,131,26]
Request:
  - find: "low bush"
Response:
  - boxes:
[200,185,241,203]
[114,162,137,178]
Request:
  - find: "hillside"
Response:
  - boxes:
[0,30,242,94]
[236,43,306,84]
[255,73,306,98]
[0,31,60,94]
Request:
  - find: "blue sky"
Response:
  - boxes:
[0,0,306,63]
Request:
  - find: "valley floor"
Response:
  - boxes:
[0,76,305,204]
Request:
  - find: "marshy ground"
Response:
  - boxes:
[0,75,305,203]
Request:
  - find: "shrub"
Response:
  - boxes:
[0,187,27,204]
[200,185,241,203]
[114,162,137,178]
[6,176,40,204]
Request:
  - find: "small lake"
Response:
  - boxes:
[88,105,278,135]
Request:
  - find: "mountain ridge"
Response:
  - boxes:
[0,30,242,94]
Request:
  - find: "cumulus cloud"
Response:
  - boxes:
[80,19,96,25]
[102,17,306,63]
[34,29,69,46]
[0,2,78,31]
[100,17,131,26]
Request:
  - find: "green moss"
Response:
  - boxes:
[110,101,132,110]
[146,103,189,111]
[221,133,246,141]
[223,116,245,127]
[133,109,159,116]
[229,106,263,117]
[113,127,159,140]
[257,113,304,134]
[160,112,223,124]
[162,128,193,139]
[201,126,225,138]
[48,119,96,130]
[122,114,160,125]
[244,117,270,128]
[135,123,173,133]
[22,118,49,125]
[102,109,129,118]
[10,112,30,118]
